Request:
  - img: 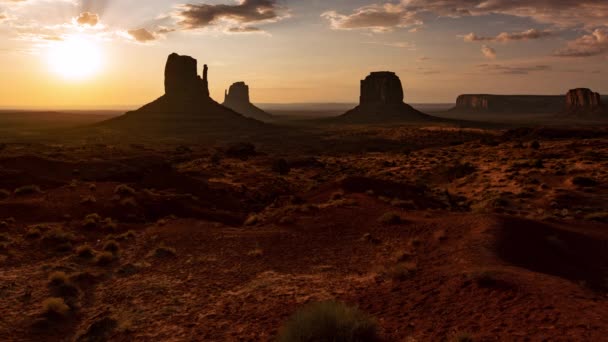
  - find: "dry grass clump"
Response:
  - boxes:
[378,212,403,225]
[103,240,120,254]
[82,213,102,228]
[42,297,70,317]
[14,185,42,196]
[247,248,264,258]
[386,262,417,281]
[277,301,378,342]
[75,245,95,259]
[80,195,97,205]
[47,271,80,300]
[114,184,136,197]
[94,252,115,266]
[151,245,176,258]
[41,228,76,252]
[113,230,136,241]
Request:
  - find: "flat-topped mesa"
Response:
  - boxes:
[360,72,404,105]
[456,95,491,111]
[224,82,250,106]
[164,53,209,98]
[566,88,602,110]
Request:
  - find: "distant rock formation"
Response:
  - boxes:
[566,88,603,112]
[453,95,564,114]
[360,72,404,105]
[164,53,209,98]
[223,82,273,122]
[336,72,435,123]
[99,53,268,139]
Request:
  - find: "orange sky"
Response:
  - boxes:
[0,0,607,109]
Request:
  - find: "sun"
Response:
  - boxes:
[47,35,103,80]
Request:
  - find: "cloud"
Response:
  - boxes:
[481,45,497,59]
[228,26,262,33]
[477,63,551,75]
[321,3,421,32]
[554,28,608,57]
[323,0,608,32]
[174,0,288,33]
[75,12,99,27]
[365,41,416,49]
[463,29,554,43]
[128,28,156,42]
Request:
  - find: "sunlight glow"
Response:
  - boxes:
[47,35,103,80]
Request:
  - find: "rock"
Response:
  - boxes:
[222,82,273,122]
[164,53,209,97]
[224,82,250,105]
[566,88,602,110]
[336,71,435,123]
[562,88,606,116]
[454,95,563,113]
[97,53,270,138]
[456,95,490,111]
[360,72,404,105]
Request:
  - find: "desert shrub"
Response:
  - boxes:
[0,189,10,199]
[272,158,291,175]
[75,245,95,259]
[42,297,70,317]
[82,213,102,228]
[120,197,138,207]
[25,226,42,239]
[48,272,79,298]
[378,212,402,225]
[247,248,264,257]
[41,228,76,245]
[277,301,378,342]
[48,271,70,286]
[152,245,176,258]
[572,176,598,187]
[14,185,41,196]
[103,240,120,254]
[115,230,136,241]
[114,184,136,197]
[80,196,96,205]
[101,218,117,231]
[386,262,417,281]
[95,252,115,266]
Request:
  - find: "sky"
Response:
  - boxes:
[0,0,607,109]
